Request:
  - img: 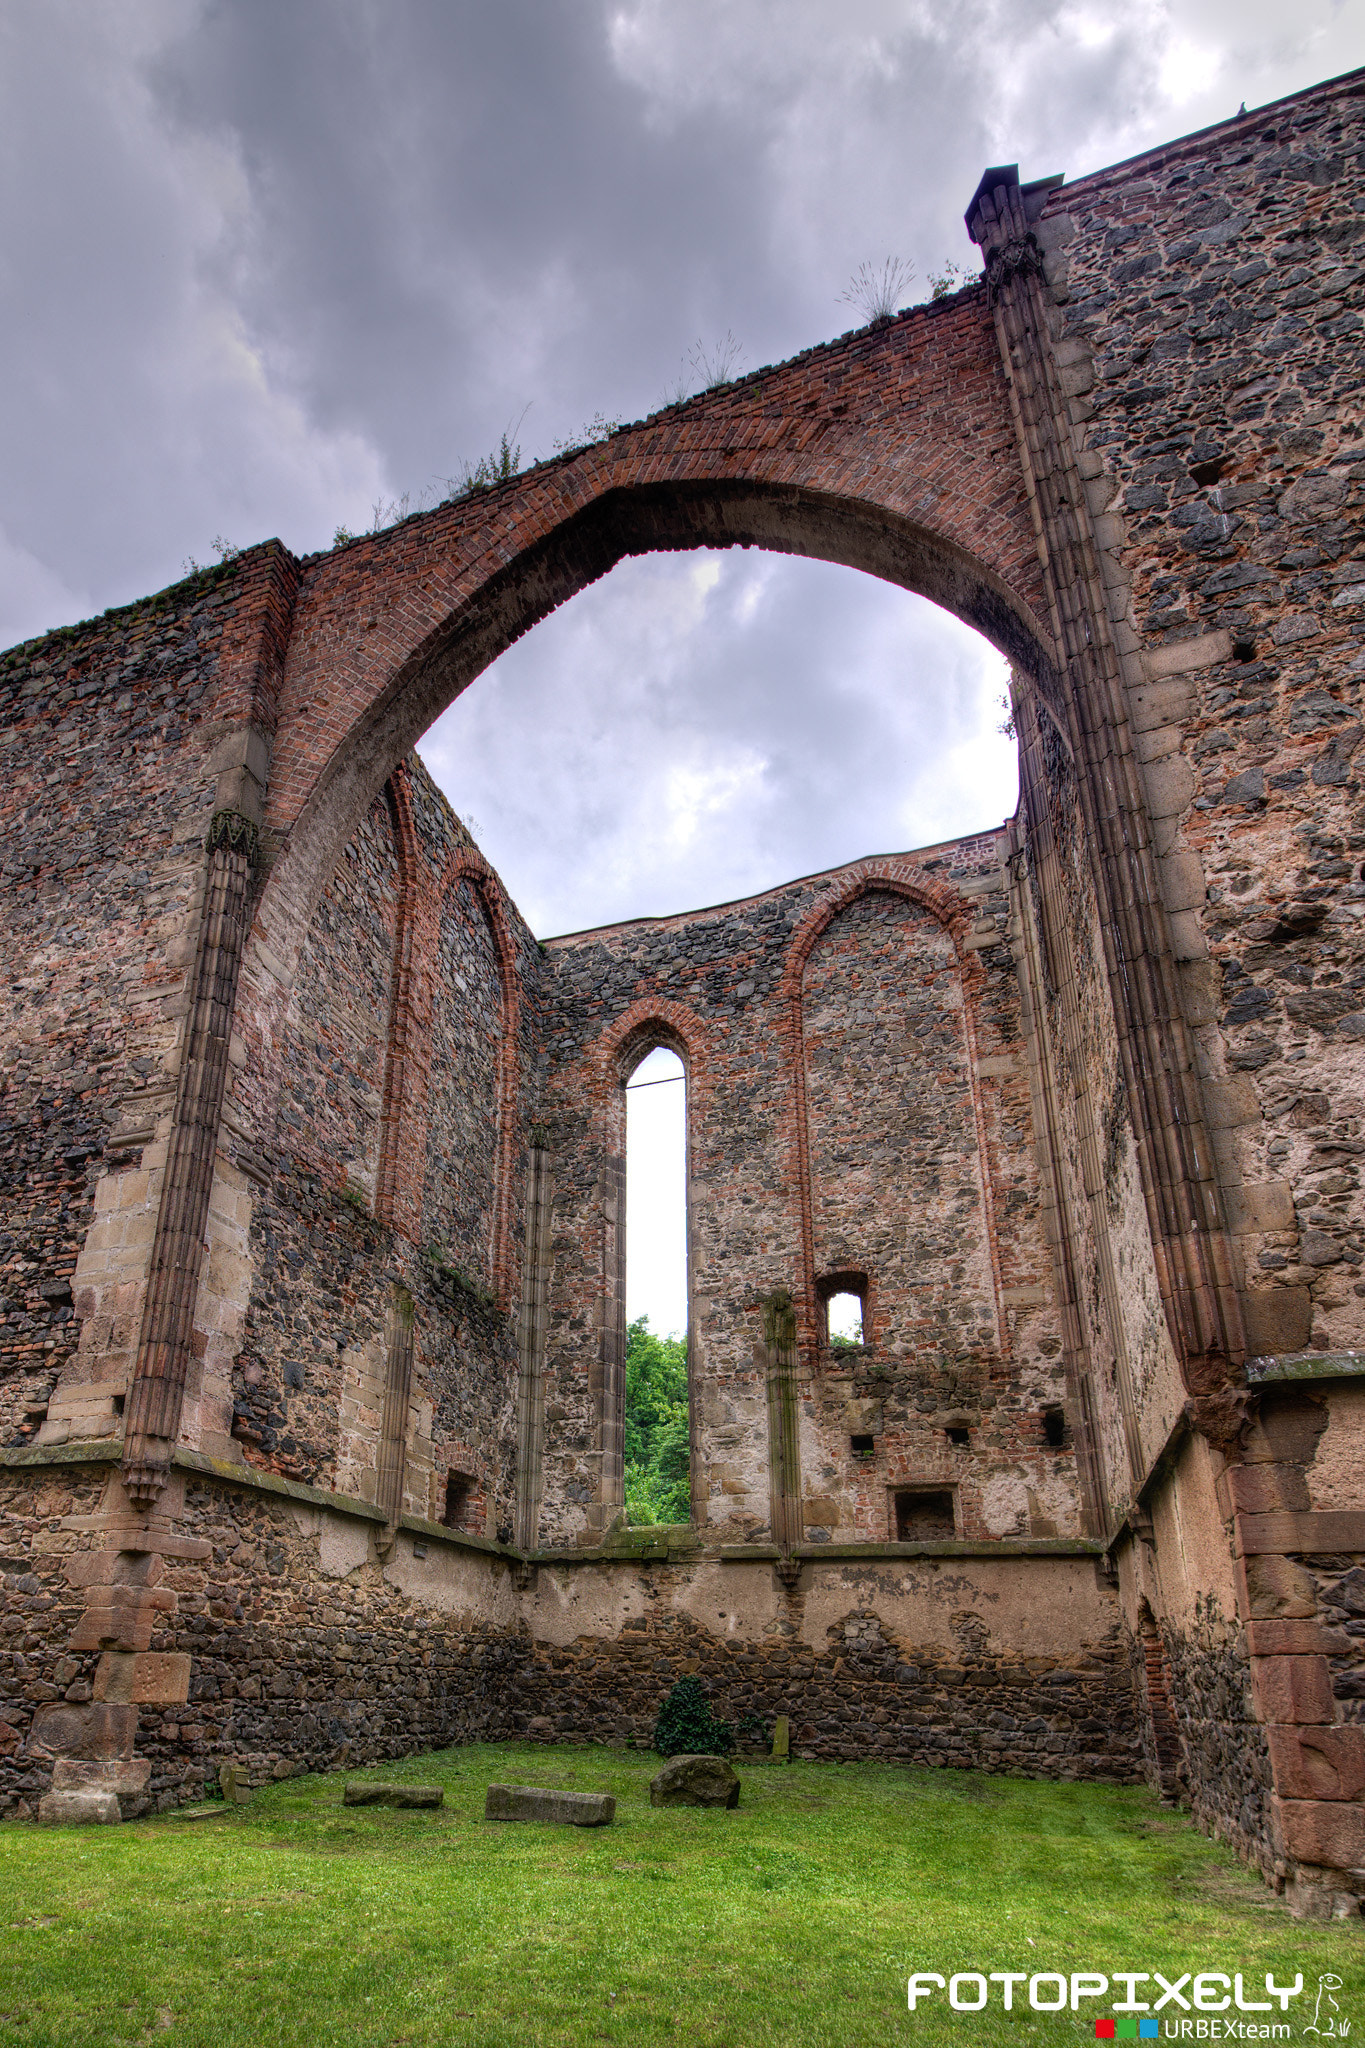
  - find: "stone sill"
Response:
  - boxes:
[0,1437,122,1467]
[1247,1351,1365,1385]
[398,1511,505,1556]
[528,1526,702,1567]
[173,1447,388,1523]
[720,1538,1102,1562]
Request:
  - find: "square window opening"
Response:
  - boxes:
[893,1489,956,1542]
[850,1433,875,1459]
[945,1425,970,1447]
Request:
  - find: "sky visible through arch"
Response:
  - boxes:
[6,8,1365,1323]
[4,5,1362,934]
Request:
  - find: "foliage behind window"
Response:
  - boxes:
[624,1315,690,1525]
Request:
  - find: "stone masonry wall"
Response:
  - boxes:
[1036,71,1365,1366]
[0,565,243,1451]
[228,756,544,1539]
[1015,703,1184,1529]
[539,835,1077,1551]
[512,1553,1139,1780]
[0,1462,525,1818]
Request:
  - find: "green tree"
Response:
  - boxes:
[623,1315,690,1526]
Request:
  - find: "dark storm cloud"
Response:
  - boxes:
[1,1,1359,930]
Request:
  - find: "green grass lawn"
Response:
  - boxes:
[1,1745,1360,2048]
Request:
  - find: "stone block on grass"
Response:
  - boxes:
[38,1788,121,1825]
[343,1782,444,1809]
[649,1755,741,1809]
[219,1764,251,1805]
[485,1783,615,1826]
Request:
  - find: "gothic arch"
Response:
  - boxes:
[779,862,1006,1362]
[586,997,709,1527]
[371,772,523,1306]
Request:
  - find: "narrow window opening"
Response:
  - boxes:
[112,1393,125,1418]
[624,1045,690,1527]
[1042,1404,1066,1448]
[850,1433,875,1459]
[893,1488,956,1541]
[945,1424,970,1447]
[442,1469,474,1529]
[820,1274,867,1350]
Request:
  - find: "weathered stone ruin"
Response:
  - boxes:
[4,66,1365,1917]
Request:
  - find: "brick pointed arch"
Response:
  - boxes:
[592,998,709,1102]
[241,293,1054,1036]
[372,763,523,1305]
[778,860,1008,1363]
[193,198,1240,1512]
[435,844,522,1309]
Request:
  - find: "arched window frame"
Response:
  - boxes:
[374,760,522,1308]
[592,1000,708,1531]
[778,860,1006,1371]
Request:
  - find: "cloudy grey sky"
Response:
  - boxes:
[5,0,1364,936]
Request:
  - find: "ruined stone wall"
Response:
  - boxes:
[538,836,1077,1551]
[0,568,242,1451]
[228,757,543,1540]
[513,1549,1139,1780]
[1036,70,1365,1370]
[6,72,1365,1886]
[0,1451,1143,1817]
[1014,703,1184,1532]
[1119,1428,1274,1872]
[0,1459,525,1819]
[230,794,402,1482]
[1018,70,1365,1903]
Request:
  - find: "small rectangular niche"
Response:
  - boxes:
[893,1488,957,1542]
[945,1424,969,1447]
[850,1434,876,1459]
[1042,1404,1066,1448]
[442,1469,477,1531]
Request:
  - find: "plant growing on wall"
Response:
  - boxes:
[839,256,915,323]
[653,1675,732,1757]
[927,259,968,300]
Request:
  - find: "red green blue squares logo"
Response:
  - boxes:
[1096,2022,1159,2039]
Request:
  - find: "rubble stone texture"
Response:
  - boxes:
[3,69,1365,1915]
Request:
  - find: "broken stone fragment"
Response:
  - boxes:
[343,1782,444,1808]
[649,1754,741,1808]
[484,1783,614,1825]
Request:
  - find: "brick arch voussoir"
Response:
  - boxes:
[260,478,1051,999]
[593,998,710,1108]
[778,860,984,1001]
